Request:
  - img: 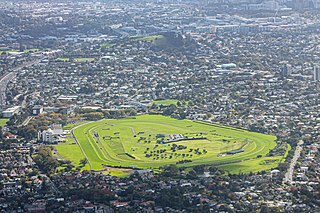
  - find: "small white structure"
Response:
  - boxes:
[32,105,43,115]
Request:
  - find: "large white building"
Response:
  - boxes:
[38,124,65,143]
[2,106,22,118]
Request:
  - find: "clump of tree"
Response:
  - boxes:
[33,146,59,175]
[161,164,180,177]
[83,112,104,121]
[163,104,177,116]
[80,158,88,166]
[79,84,96,94]
[176,160,192,164]
[17,113,68,140]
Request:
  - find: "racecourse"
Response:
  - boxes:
[65,115,281,172]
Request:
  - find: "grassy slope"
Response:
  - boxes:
[69,115,281,173]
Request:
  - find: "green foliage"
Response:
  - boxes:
[33,146,59,174]
[17,113,68,139]
[83,112,104,121]
[18,125,38,140]
[80,158,88,165]
[163,164,179,177]
[163,104,177,116]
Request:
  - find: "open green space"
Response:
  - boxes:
[0,49,18,54]
[24,48,39,53]
[0,118,9,127]
[131,35,164,44]
[57,58,69,61]
[152,99,186,106]
[54,137,90,170]
[63,122,88,131]
[59,115,283,173]
[101,43,115,48]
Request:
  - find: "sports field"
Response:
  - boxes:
[66,115,281,172]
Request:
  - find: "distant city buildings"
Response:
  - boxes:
[313,65,320,81]
[282,64,292,78]
[293,0,320,10]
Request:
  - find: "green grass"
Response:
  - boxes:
[152,99,185,106]
[63,122,87,130]
[57,58,69,61]
[24,49,39,53]
[132,35,164,44]
[283,143,291,161]
[54,138,90,170]
[68,115,281,174]
[218,157,280,174]
[101,43,115,48]
[106,170,129,178]
[103,168,131,178]
[6,49,19,52]
[0,118,9,127]
[0,49,19,54]
[218,142,291,174]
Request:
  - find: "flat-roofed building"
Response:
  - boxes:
[2,106,22,118]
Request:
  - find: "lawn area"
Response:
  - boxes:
[6,49,19,52]
[101,43,115,48]
[152,99,186,106]
[0,118,9,127]
[24,48,39,53]
[103,167,132,178]
[0,49,19,54]
[218,157,281,174]
[54,137,90,170]
[63,122,88,130]
[65,115,284,174]
[57,58,69,61]
[132,35,164,44]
